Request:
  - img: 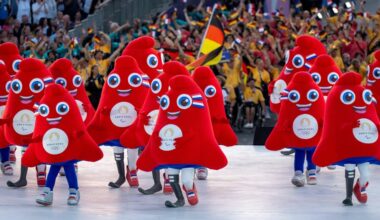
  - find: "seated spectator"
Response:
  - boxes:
[243,78,266,129]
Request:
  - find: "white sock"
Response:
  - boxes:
[181,168,195,190]
[358,162,370,186]
[127,149,138,170]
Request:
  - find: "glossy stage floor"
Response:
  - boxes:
[1,145,379,220]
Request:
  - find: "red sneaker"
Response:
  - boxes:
[354,180,368,204]
[183,184,199,206]
[126,166,139,187]
[163,173,173,194]
[9,147,16,164]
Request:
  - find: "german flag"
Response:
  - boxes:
[93,35,101,44]
[186,7,225,71]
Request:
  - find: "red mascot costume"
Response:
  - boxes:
[2,58,52,188]
[0,64,13,176]
[87,55,149,188]
[137,75,228,208]
[49,58,95,125]
[269,35,326,114]
[366,50,380,119]
[120,61,189,195]
[313,72,380,206]
[192,66,237,180]
[266,72,324,187]
[22,84,103,206]
[0,42,23,163]
[122,36,163,81]
[309,54,342,96]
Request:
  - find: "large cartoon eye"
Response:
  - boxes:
[367,65,370,77]
[311,72,321,84]
[177,94,192,109]
[147,54,158,68]
[107,73,120,88]
[128,73,142,87]
[288,90,300,103]
[292,54,304,68]
[12,59,21,73]
[284,50,289,64]
[29,78,44,93]
[151,79,162,94]
[11,79,22,94]
[56,102,69,115]
[55,77,67,88]
[340,89,355,105]
[5,81,11,93]
[204,85,216,98]
[72,75,82,87]
[363,89,373,105]
[38,104,49,117]
[373,67,380,79]
[327,72,339,84]
[160,95,170,110]
[307,89,319,102]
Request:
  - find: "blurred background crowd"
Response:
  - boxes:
[0,0,379,129]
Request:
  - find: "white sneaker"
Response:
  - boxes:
[306,170,317,185]
[243,123,251,128]
[67,188,80,206]
[327,165,336,170]
[1,161,13,175]
[196,167,208,180]
[291,171,305,187]
[36,187,53,206]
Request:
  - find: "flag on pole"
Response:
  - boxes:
[186,5,225,71]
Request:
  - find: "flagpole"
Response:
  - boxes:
[196,4,218,59]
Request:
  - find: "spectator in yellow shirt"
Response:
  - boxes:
[331,48,345,71]
[243,78,266,128]
[348,58,368,84]
[250,58,271,90]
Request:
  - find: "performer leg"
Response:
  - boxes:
[182,168,198,206]
[292,149,305,187]
[126,148,139,187]
[343,164,356,206]
[108,146,126,188]
[165,168,184,208]
[0,147,13,175]
[7,146,28,187]
[354,162,370,204]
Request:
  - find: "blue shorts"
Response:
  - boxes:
[154,164,202,170]
[334,157,378,166]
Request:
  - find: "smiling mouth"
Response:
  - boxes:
[167,111,180,120]
[367,79,375,86]
[353,106,367,114]
[296,103,312,111]
[285,67,293,75]
[320,86,332,94]
[0,94,8,102]
[20,95,34,104]
[117,89,131,97]
[46,117,62,125]
[69,89,78,96]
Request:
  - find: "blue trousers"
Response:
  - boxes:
[0,147,9,163]
[46,162,78,190]
[294,148,316,172]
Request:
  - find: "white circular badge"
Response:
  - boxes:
[270,79,287,104]
[353,118,378,144]
[110,102,137,127]
[75,100,87,122]
[144,109,159,135]
[12,109,36,135]
[42,128,69,155]
[0,105,5,118]
[159,124,183,151]
[293,114,318,139]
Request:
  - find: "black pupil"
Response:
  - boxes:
[294,57,302,65]
[153,82,159,91]
[33,81,42,90]
[12,82,20,91]
[310,92,317,100]
[375,70,380,76]
[330,75,337,82]
[207,88,214,95]
[41,107,47,114]
[59,105,67,112]
[181,98,189,106]
[345,92,353,101]
[15,62,20,70]
[75,77,81,84]
[58,80,64,85]
[366,93,371,101]
[161,99,167,107]
[133,76,141,84]
[313,75,319,82]
[150,57,157,65]
[290,93,297,100]
[111,77,117,85]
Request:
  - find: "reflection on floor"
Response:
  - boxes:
[0,145,379,220]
